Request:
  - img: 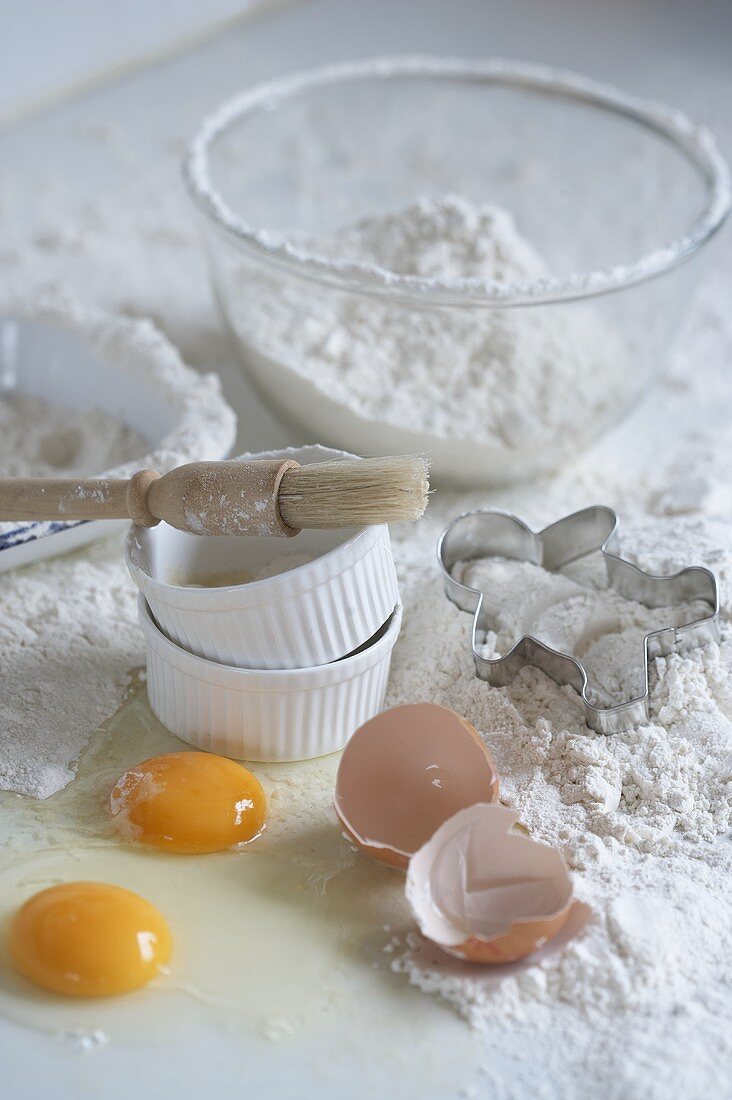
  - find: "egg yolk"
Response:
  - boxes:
[110,751,267,854]
[8,882,171,998]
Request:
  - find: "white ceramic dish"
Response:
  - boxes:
[126,445,400,670]
[0,298,236,572]
[140,594,402,761]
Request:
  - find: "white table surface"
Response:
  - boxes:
[0,0,269,125]
[1,1,730,1096]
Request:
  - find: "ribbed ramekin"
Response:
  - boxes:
[125,445,400,670]
[139,595,402,761]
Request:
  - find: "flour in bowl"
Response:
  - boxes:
[240,194,625,452]
[0,294,237,544]
[0,392,146,478]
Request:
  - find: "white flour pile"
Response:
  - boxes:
[0,295,237,549]
[0,296,236,796]
[0,536,141,799]
[244,194,624,450]
[0,393,145,478]
[0,391,147,539]
[456,553,711,707]
[384,509,732,1094]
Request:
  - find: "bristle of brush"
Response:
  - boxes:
[278,456,430,529]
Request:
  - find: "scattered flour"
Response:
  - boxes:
[0,533,140,799]
[457,553,711,707]
[242,194,625,450]
[0,94,731,1098]
[384,508,732,1090]
[0,298,236,797]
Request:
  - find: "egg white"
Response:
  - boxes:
[0,678,432,1049]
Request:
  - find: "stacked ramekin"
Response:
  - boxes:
[126,447,402,761]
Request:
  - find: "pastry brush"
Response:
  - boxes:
[0,455,429,536]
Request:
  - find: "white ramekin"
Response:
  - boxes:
[125,445,400,670]
[139,595,402,761]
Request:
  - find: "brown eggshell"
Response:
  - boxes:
[447,909,571,964]
[334,703,499,868]
[405,803,573,964]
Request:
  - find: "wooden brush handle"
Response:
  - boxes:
[0,460,300,537]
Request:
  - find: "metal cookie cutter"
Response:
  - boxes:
[438,506,720,735]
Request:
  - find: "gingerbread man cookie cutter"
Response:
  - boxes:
[438,506,720,735]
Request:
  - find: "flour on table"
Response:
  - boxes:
[1,104,731,1097]
[238,194,625,452]
[384,510,732,1085]
[455,553,711,707]
[0,293,236,797]
[0,532,141,800]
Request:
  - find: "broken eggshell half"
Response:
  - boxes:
[334,703,499,869]
[405,803,573,964]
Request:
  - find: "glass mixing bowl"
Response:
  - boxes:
[184,57,730,486]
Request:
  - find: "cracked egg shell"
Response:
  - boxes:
[334,703,499,869]
[405,803,573,964]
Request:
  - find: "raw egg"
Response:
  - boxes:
[110,751,266,854]
[334,703,499,868]
[405,803,573,964]
[8,882,171,997]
